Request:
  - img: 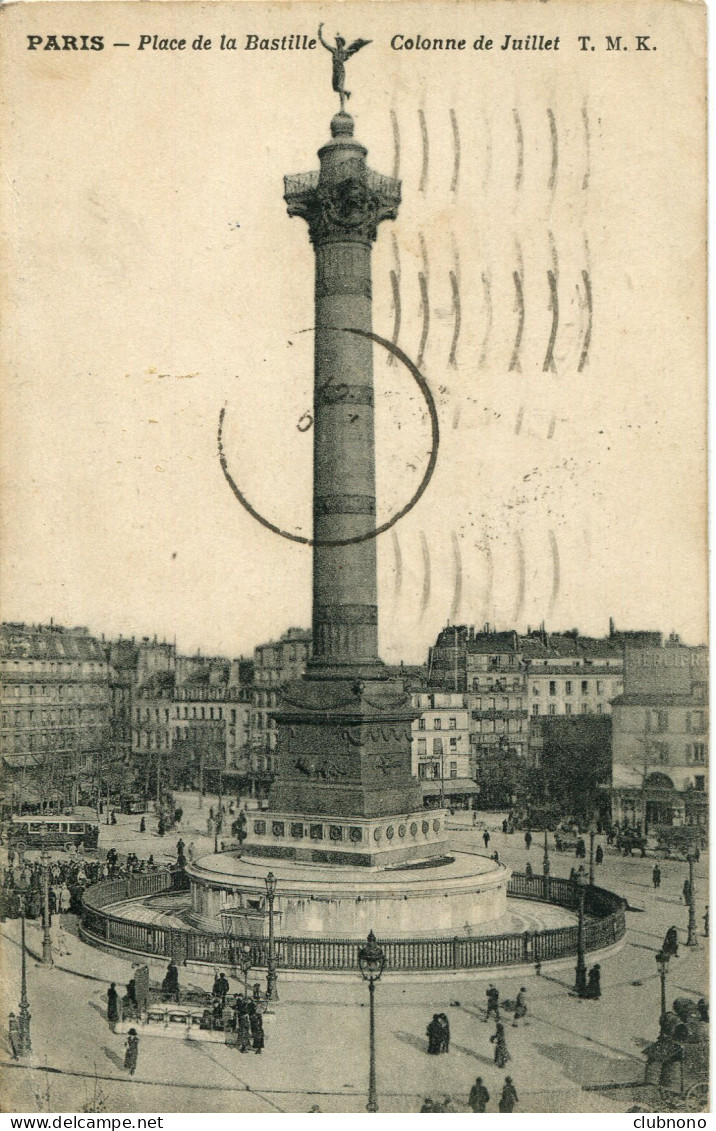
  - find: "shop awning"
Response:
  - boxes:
[421,777,480,796]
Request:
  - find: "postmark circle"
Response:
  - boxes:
[218,327,439,548]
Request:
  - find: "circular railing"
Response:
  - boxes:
[80,870,626,972]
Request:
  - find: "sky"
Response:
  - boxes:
[0,1,707,662]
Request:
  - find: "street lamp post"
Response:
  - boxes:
[542,827,551,899]
[214,774,223,854]
[264,871,279,1002]
[358,930,386,1113]
[238,942,253,998]
[16,882,32,1055]
[686,849,698,947]
[574,872,587,998]
[588,822,596,886]
[655,949,669,1020]
[40,849,53,966]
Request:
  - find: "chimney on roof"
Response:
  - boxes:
[609,617,615,637]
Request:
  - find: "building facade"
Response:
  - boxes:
[608,642,708,832]
[0,622,111,810]
[410,692,477,809]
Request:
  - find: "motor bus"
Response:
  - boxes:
[3,814,99,852]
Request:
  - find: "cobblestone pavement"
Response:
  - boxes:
[0,803,708,1113]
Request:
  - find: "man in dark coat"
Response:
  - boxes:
[482,831,490,849]
[107,982,119,1029]
[663,925,679,958]
[468,1077,490,1112]
[652,864,661,889]
[585,964,601,999]
[595,845,604,866]
[485,984,500,1022]
[213,971,230,1002]
[524,831,532,851]
[499,1077,518,1112]
[426,1014,442,1054]
[162,961,180,1002]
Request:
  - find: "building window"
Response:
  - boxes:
[692,743,706,764]
[532,704,539,716]
[449,762,458,779]
[581,704,588,715]
[449,717,457,730]
[418,763,428,779]
[596,680,603,694]
[433,738,443,755]
[418,717,426,731]
[449,737,457,748]
[565,681,572,695]
[695,775,705,792]
[549,681,556,696]
[417,738,427,755]
[581,681,588,695]
[565,703,572,716]
[597,703,603,714]
[434,718,441,730]
[548,704,556,716]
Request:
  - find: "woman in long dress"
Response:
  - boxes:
[107,983,119,1030]
[124,1029,139,1076]
[250,1009,265,1054]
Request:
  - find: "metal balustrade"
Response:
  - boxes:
[80,872,626,972]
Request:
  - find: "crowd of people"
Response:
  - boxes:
[420,1076,518,1113]
[0,848,166,920]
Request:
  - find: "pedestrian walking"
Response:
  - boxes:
[584,964,601,999]
[124,1029,139,1076]
[498,1077,518,1112]
[162,961,180,1002]
[440,1095,457,1112]
[236,996,253,1052]
[107,982,119,1029]
[213,971,230,1002]
[140,816,146,834]
[468,1077,490,1113]
[483,830,490,849]
[525,862,533,877]
[110,810,117,826]
[490,1021,510,1068]
[250,1008,265,1053]
[8,1013,20,1060]
[652,864,661,890]
[437,1012,450,1053]
[492,851,500,863]
[663,925,679,959]
[426,1013,443,1054]
[525,830,532,851]
[512,987,527,1026]
[595,845,604,866]
[485,984,500,1022]
[502,819,508,834]
[59,883,71,913]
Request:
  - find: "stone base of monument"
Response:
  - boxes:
[240,808,450,867]
[184,850,510,940]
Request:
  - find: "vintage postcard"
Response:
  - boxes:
[0,0,708,1117]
